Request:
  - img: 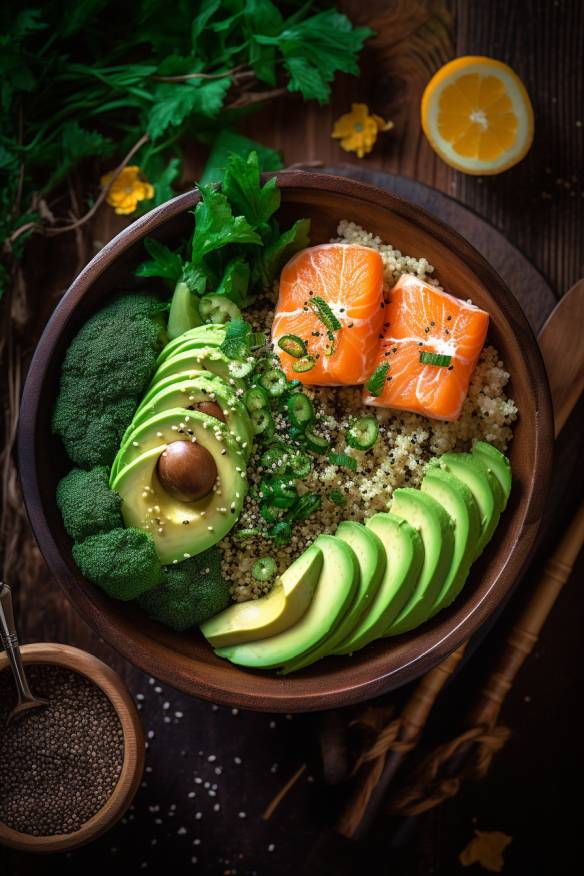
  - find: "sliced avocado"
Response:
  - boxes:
[111,411,247,565]
[472,441,512,509]
[200,544,323,647]
[131,374,253,457]
[167,281,202,340]
[216,534,358,670]
[157,325,226,366]
[338,512,424,652]
[433,452,504,557]
[150,347,246,392]
[282,526,373,672]
[385,488,454,636]
[330,521,387,654]
[421,467,482,614]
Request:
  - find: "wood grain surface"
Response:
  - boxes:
[2,0,583,874]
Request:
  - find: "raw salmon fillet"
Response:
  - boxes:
[363,274,489,421]
[272,243,385,386]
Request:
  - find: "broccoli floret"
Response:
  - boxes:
[138,548,231,631]
[52,293,167,468]
[56,466,122,542]
[73,528,162,601]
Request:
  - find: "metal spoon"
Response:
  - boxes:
[0,582,47,724]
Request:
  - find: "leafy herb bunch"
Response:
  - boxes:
[0,0,373,298]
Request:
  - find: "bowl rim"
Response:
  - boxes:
[17,170,554,712]
[0,643,144,853]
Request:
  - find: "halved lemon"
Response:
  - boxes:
[421,56,534,175]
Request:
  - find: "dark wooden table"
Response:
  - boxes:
[3,1,583,873]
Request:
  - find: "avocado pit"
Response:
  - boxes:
[157,441,217,502]
[194,401,226,423]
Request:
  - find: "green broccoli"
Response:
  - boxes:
[56,466,122,542]
[138,547,231,631]
[53,293,167,468]
[73,528,162,601]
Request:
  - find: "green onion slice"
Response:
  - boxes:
[346,416,379,451]
[268,521,292,546]
[328,451,357,471]
[366,363,390,396]
[419,351,452,367]
[292,355,315,373]
[310,296,341,332]
[228,360,253,378]
[286,493,321,522]
[287,392,315,429]
[260,368,288,397]
[244,385,270,412]
[288,452,312,478]
[304,427,331,454]
[250,409,274,435]
[278,335,307,358]
[260,445,289,474]
[235,528,261,539]
[252,557,277,582]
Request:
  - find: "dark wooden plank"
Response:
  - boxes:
[453,0,584,296]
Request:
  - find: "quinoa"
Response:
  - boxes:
[220,223,518,601]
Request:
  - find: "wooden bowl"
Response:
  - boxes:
[0,643,144,853]
[17,172,553,712]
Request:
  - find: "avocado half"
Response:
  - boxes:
[111,408,247,565]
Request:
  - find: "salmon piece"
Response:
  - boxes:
[272,244,385,386]
[363,274,489,421]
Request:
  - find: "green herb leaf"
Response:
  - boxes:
[219,319,254,360]
[329,489,347,506]
[191,184,262,263]
[257,9,374,105]
[366,363,390,396]
[135,238,183,282]
[214,258,251,306]
[419,351,452,367]
[147,78,232,139]
[201,129,283,186]
[222,151,280,230]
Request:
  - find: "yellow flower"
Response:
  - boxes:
[332,103,394,158]
[460,830,513,873]
[100,165,155,216]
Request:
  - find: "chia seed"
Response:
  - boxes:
[0,665,124,837]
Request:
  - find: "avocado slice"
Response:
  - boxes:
[200,544,323,647]
[111,411,247,564]
[216,534,358,670]
[282,524,379,672]
[433,452,504,557]
[337,512,424,652]
[167,281,202,340]
[472,441,512,510]
[421,467,482,615]
[150,347,246,392]
[131,374,253,457]
[328,521,387,654]
[385,488,454,636]
[157,325,226,366]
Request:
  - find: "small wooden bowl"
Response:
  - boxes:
[0,643,144,854]
[17,172,554,712]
